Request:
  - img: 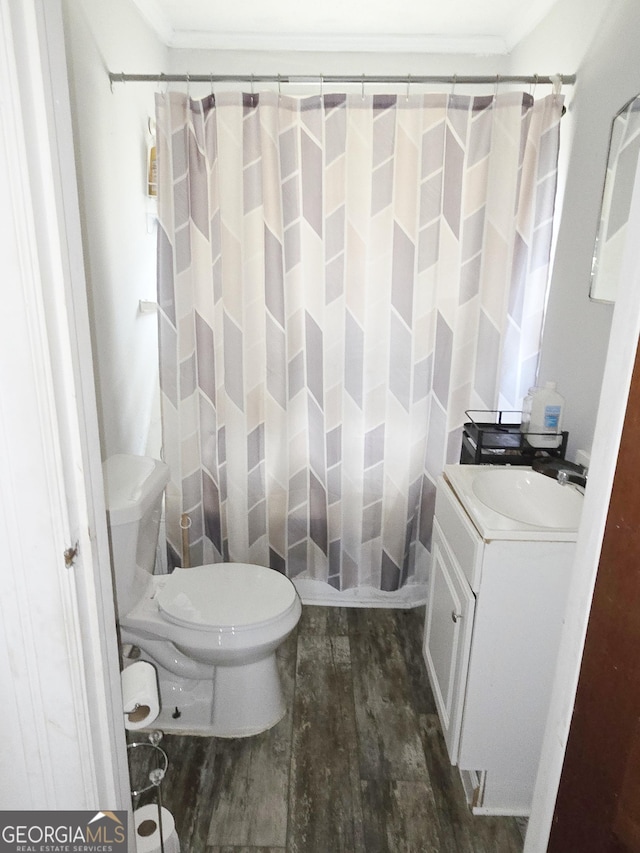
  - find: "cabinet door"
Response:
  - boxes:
[423,519,476,764]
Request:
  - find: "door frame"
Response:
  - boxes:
[0,0,129,811]
[525,118,640,850]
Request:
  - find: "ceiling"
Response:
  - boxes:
[130,0,562,54]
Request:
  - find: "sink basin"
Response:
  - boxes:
[471,468,583,529]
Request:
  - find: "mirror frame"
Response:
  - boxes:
[590,93,640,303]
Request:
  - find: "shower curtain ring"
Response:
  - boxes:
[186,72,190,97]
[406,74,411,102]
[320,74,324,98]
[450,74,457,96]
[494,74,500,99]
[531,73,539,98]
[278,73,282,97]
[361,74,365,101]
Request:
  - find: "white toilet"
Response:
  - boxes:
[103,453,302,737]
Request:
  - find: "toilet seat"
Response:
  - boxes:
[156,563,298,631]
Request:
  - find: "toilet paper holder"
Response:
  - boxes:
[127,735,168,797]
[128,732,170,852]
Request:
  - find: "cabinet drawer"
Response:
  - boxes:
[434,476,484,591]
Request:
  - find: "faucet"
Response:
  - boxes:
[557,469,587,489]
[532,458,588,490]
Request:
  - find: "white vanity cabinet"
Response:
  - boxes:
[423,471,577,815]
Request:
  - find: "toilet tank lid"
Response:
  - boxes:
[103,454,170,524]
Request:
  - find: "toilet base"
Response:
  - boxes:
[142,653,287,737]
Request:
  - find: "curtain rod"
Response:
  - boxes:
[108,71,576,87]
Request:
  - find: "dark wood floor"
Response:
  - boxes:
[130,606,525,852]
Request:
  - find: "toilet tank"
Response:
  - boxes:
[103,454,170,617]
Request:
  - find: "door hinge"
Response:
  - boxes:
[64,542,79,568]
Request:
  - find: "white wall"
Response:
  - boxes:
[62,0,167,459]
[511,0,640,458]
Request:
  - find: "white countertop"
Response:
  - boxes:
[442,464,582,542]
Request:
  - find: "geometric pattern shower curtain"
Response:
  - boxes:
[155,90,563,600]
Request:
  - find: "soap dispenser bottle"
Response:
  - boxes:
[527,381,564,448]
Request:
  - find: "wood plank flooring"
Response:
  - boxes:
[129,606,525,852]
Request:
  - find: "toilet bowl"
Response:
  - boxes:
[120,563,301,736]
[104,454,302,737]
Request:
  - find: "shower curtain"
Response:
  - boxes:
[155,89,563,603]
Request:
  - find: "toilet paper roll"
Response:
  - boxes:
[121,660,160,730]
[134,804,180,853]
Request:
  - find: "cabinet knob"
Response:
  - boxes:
[451,610,462,623]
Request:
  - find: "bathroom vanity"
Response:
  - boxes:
[423,465,582,815]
